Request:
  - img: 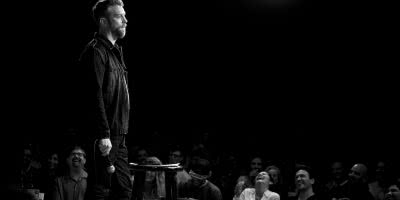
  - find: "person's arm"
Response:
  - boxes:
[211,187,223,200]
[270,193,280,200]
[81,48,112,154]
[239,189,247,200]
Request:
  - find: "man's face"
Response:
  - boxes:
[67,149,86,169]
[331,162,345,180]
[168,150,183,164]
[349,164,367,184]
[268,168,279,184]
[376,161,386,180]
[23,149,32,165]
[137,150,148,164]
[386,184,400,200]
[295,169,314,191]
[255,171,271,191]
[105,5,127,39]
[48,153,59,169]
[251,157,263,171]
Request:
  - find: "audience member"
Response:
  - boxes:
[369,160,391,200]
[289,165,325,200]
[333,163,374,200]
[20,143,42,190]
[266,165,288,200]
[38,149,61,195]
[239,171,280,200]
[51,145,88,200]
[178,157,222,200]
[238,156,265,187]
[143,156,166,200]
[213,152,241,200]
[323,161,348,199]
[167,145,191,186]
[135,146,150,165]
[384,176,400,200]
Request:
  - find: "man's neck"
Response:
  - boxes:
[298,188,314,200]
[99,30,116,45]
[69,168,84,181]
[255,185,267,197]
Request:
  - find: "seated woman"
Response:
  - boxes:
[142,157,166,200]
[239,171,280,200]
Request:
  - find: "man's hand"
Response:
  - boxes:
[99,138,112,156]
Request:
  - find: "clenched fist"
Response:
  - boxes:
[99,138,112,156]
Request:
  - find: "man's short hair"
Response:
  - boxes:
[92,0,124,25]
[190,158,211,176]
[295,164,314,179]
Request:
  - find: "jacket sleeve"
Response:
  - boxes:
[80,47,111,139]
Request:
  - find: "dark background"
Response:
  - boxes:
[5,0,398,160]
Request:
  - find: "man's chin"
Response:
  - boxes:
[119,29,126,38]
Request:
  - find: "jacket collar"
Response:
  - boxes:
[94,32,120,51]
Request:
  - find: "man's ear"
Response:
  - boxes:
[99,17,107,26]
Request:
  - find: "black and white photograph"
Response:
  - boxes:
[4,0,398,200]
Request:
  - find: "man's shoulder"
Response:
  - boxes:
[206,181,222,193]
[79,38,109,62]
[205,180,223,200]
[206,181,220,189]
[264,190,280,198]
[86,38,109,53]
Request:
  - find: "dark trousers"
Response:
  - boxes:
[86,135,132,200]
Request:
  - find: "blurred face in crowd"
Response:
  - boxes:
[295,169,314,191]
[189,158,210,187]
[386,184,400,200]
[168,150,183,164]
[137,149,148,164]
[251,157,263,172]
[48,153,59,169]
[375,161,386,180]
[331,161,346,181]
[67,148,86,169]
[23,149,32,166]
[267,167,280,184]
[349,163,368,184]
[145,157,162,182]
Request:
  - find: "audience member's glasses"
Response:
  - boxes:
[70,152,86,158]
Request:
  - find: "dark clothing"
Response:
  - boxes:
[77,33,132,200]
[86,135,132,200]
[288,193,325,200]
[52,172,88,200]
[270,183,289,200]
[333,181,374,200]
[178,180,223,200]
[38,168,60,195]
[77,32,130,139]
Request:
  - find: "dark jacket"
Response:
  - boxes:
[77,33,130,139]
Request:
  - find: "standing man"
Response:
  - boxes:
[76,0,132,199]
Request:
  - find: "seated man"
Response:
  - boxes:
[178,157,222,200]
[51,145,88,200]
